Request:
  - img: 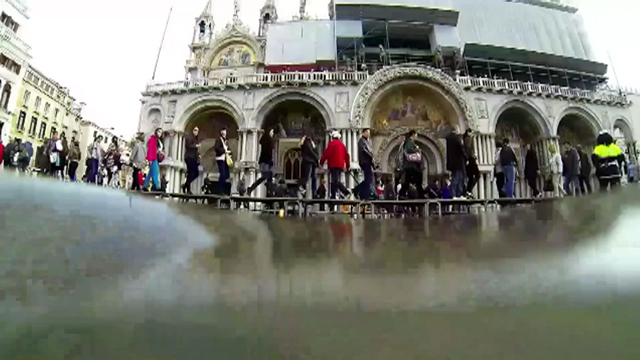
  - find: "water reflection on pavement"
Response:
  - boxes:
[2,177,640,360]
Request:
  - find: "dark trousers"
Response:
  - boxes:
[578,175,592,194]
[400,167,422,199]
[598,177,620,192]
[68,161,78,181]
[526,175,540,197]
[250,163,273,194]
[466,159,479,194]
[184,158,200,193]
[87,158,99,183]
[216,160,230,195]
[360,162,374,200]
[495,172,505,198]
[329,168,349,199]
[298,161,318,195]
[131,167,141,190]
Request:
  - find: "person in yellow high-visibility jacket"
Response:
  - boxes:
[591,130,625,191]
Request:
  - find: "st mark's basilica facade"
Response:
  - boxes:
[137,0,634,199]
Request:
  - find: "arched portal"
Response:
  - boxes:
[185,108,239,173]
[258,98,328,181]
[613,118,636,161]
[556,113,599,148]
[495,105,546,160]
[377,129,445,187]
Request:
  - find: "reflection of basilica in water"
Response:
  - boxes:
[138,0,637,199]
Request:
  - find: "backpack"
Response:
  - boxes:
[18,146,28,160]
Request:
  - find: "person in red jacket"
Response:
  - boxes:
[320,130,351,199]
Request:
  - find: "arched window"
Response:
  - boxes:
[0,83,11,110]
[283,149,302,181]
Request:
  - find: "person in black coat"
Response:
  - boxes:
[463,129,479,198]
[213,128,232,195]
[182,127,200,194]
[576,144,592,194]
[248,128,276,195]
[298,132,320,197]
[524,143,541,197]
[445,127,467,198]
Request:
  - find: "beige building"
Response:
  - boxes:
[0,0,31,143]
[8,65,84,167]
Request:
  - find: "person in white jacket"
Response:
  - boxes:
[548,144,565,197]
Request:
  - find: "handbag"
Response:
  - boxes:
[225,154,234,168]
[406,151,422,163]
[543,175,554,192]
[157,151,165,163]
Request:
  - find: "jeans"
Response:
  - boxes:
[217,160,230,195]
[502,164,516,198]
[249,163,273,194]
[578,174,592,194]
[563,175,581,196]
[87,158,99,183]
[132,167,141,190]
[299,161,318,195]
[68,161,78,182]
[451,169,465,197]
[143,160,160,190]
[360,162,374,200]
[184,158,200,192]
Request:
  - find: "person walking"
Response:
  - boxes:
[592,130,625,192]
[67,140,81,182]
[182,127,201,194]
[445,126,467,198]
[45,132,63,179]
[213,127,232,195]
[463,129,479,198]
[87,135,104,184]
[357,128,375,200]
[143,128,164,191]
[576,144,592,194]
[248,127,275,196]
[548,144,564,197]
[524,143,541,197]
[298,132,320,197]
[130,133,146,191]
[499,137,518,198]
[493,140,505,198]
[562,141,581,196]
[399,129,423,198]
[105,136,121,187]
[320,130,351,199]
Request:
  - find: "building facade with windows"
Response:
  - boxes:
[138,0,634,199]
[0,0,31,143]
[9,65,85,163]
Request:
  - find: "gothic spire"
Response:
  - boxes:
[299,0,307,19]
[200,0,213,18]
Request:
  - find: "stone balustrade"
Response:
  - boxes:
[144,71,370,94]
[0,21,31,57]
[144,71,630,107]
[456,76,629,106]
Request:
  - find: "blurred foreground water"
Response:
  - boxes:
[1,176,640,359]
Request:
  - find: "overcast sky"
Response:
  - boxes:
[25,0,638,138]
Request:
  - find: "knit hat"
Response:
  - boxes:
[331,130,341,139]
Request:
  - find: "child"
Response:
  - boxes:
[441,178,453,199]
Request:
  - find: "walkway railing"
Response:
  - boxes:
[144,71,629,106]
[144,71,370,93]
[135,191,554,218]
[456,76,629,105]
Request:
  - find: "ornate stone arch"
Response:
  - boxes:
[251,88,336,129]
[351,64,476,130]
[374,127,446,174]
[613,116,634,142]
[553,105,602,137]
[490,97,552,138]
[204,23,262,68]
[174,94,244,132]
